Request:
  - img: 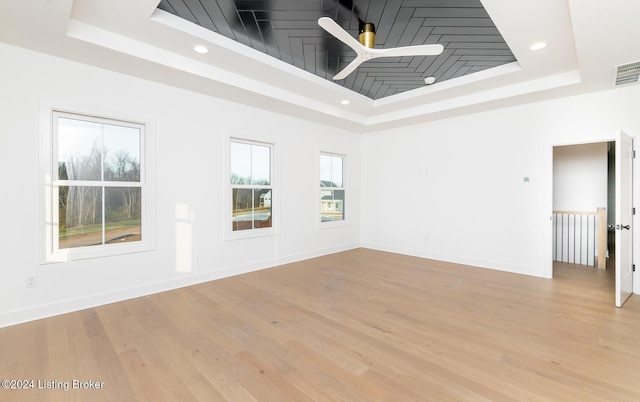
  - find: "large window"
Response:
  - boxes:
[230,139,273,232]
[320,153,345,223]
[47,111,148,259]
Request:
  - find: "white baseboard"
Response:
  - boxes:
[360,242,551,279]
[0,243,360,329]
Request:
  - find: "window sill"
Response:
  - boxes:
[42,241,155,264]
[318,219,349,230]
[225,227,279,241]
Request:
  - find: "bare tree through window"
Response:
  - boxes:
[56,114,142,249]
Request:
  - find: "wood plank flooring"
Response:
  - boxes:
[1,248,639,401]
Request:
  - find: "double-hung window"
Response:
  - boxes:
[320,152,345,223]
[230,139,274,233]
[46,111,149,260]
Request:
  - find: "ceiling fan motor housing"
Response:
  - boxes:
[359,23,376,48]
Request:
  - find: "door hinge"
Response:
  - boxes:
[633,264,636,272]
[633,207,636,215]
[634,150,636,158]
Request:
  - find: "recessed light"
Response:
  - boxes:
[341,100,350,105]
[194,45,209,54]
[424,76,436,85]
[529,41,548,51]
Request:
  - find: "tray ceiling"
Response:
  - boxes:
[156,0,516,99]
[8,0,636,132]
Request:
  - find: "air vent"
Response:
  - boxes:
[613,61,640,86]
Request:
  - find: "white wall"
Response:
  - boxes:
[361,84,640,287]
[0,43,361,328]
[553,142,608,212]
[3,43,640,328]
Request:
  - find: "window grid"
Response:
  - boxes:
[320,152,346,223]
[230,138,274,232]
[53,111,144,251]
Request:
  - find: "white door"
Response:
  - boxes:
[616,131,634,307]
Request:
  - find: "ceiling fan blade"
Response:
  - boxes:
[318,17,363,53]
[333,57,366,80]
[372,44,444,57]
[319,16,444,80]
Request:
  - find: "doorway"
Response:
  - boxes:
[552,141,611,268]
[551,133,634,307]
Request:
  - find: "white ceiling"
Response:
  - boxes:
[1,0,639,133]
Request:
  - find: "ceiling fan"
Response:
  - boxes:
[318,17,444,80]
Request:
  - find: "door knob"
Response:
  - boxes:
[617,224,631,230]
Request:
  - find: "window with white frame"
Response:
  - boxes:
[47,111,148,259]
[230,139,274,232]
[320,153,345,223]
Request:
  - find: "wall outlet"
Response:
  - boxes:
[25,275,38,288]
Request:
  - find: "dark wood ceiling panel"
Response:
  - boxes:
[396,18,424,46]
[374,1,403,45]
[411,26,434,46]
[440,60,468,81]
[236,1,323,11]
[448,42,511,49]
[424,18,495,27]
[434,26,501,35]
[303,44,315,73]
[440,35,506,43]
[156,0,516,99]
[422,8,490,18]
[159,0,194,23]
[457,49,514,56]
[289,36,304,69]
[273,29,293,63]
[182,0,218,31]
[403,0,482,7]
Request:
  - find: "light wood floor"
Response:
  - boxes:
[1,248,639,401]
